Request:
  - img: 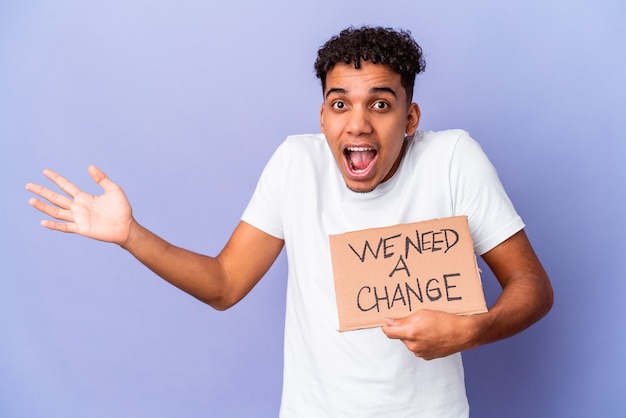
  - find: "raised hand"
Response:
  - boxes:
[26,165,134,245]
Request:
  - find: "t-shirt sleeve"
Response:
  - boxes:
[241,140,288,240]
[450,132,525,255]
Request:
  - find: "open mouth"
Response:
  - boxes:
[344,146,377,174]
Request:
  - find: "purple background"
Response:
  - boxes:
[2,1,625,416]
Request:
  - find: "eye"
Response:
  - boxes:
[373,101,389,110]
[332,101,346,110]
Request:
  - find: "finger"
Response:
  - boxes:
[28,197,74,222]
[40,219,79,234]
[88,165,118,192]
[25,182,73,209]
[42,168,82,198]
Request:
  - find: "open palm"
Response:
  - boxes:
[26,165,133,245]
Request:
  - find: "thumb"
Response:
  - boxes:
[384,316,406,327]
[382,316,408,340]
[88,165,118,192]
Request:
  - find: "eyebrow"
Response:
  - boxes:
[324,86,398,99]
[325,87,347,99]
[370,87,398,98]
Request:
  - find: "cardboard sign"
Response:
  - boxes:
[329,216,487,332]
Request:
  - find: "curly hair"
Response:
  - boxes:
[314,26,426,102]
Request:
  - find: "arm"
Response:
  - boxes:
[382,229,553,360]
[123,219,283,310]
[26,165,284,310]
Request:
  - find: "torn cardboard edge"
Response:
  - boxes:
[329,216,488,332]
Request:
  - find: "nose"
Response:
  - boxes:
[346,105,373,136]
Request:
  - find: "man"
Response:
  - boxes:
[27,26,553,417]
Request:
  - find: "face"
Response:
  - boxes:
[320,61,420,193]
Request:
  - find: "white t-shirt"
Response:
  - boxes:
[242,129,524,417]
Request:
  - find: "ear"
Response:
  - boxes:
[319,103,326,133]
[405,103,421,135]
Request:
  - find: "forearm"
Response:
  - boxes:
[465,229,554,348]
[119,219,283,310]
[467,272,554,349]
[120,219,233,309]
